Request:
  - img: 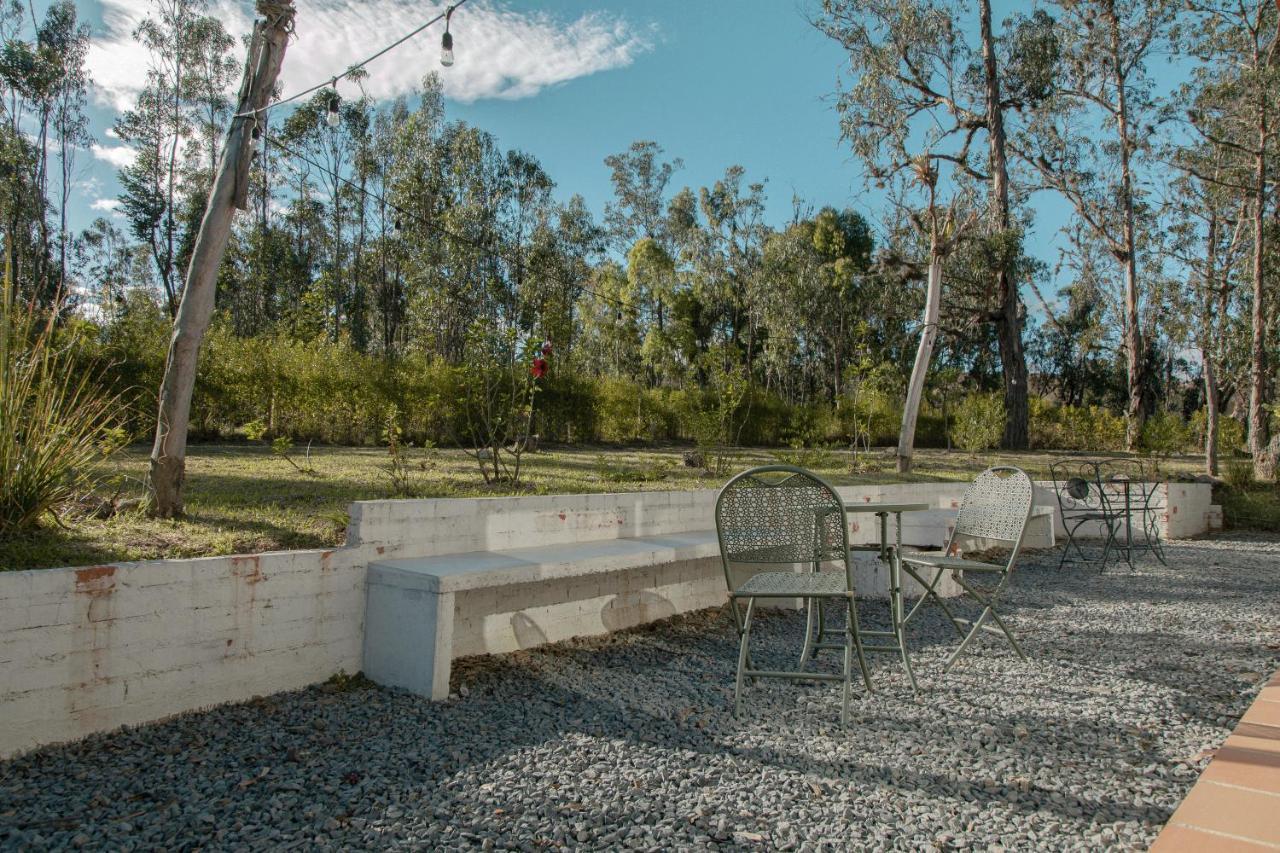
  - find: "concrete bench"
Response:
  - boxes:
[363,531,723,699]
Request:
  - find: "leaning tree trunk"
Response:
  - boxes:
[148,1,296,517]
[897,253,942,474]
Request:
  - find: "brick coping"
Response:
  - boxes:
[1152,668,1280,851]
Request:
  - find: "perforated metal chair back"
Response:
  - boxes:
[950,466,1035,548]
[715,465,851,590]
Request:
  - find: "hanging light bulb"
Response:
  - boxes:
[441,7,455,66]
[326,88,341,128]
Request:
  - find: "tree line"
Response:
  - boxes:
[2,0,1278,487]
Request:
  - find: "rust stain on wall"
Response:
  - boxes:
[69,565,118,729]
[74,565,116,589]
[227,556,262,659]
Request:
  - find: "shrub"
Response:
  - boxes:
[836,386,901,449]
[1,288,122,532]
[1224,457,1256,489]
[594,377,665,443]
[1028,397,1126,452]
[1187,409,1246,456]
[1140,411,1189,465]
[951,393,1005,453]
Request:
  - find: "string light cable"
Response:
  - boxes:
[236,0,471,121]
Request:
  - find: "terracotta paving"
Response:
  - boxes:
[1153,668,1280,851]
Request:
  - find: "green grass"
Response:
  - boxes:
[0,444,1214,571]
[1218,484,1280,533]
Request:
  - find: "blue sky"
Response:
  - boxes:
[65,0,1092,290]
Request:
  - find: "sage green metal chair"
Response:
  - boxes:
[900,466,1035,670]
[715,465,873,726]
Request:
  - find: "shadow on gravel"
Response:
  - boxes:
[4,537,1276,848]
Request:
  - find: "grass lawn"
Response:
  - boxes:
[0,443,1233,571]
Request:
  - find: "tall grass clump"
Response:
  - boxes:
[0,275,122,532]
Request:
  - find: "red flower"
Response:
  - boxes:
[541,340,553,356]
[531,357,547,379]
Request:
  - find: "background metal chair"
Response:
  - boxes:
[899,466,1035,670]
[715,465,872,726]
[1097,458,1168,568]
[1049,458,1118,569]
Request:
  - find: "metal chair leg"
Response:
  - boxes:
[944,607,991,671]
[890,550,918,695]
[946,573,1026,668]
[733,598,756,717]
[841,611,853,728]
[902,563,967,639]
[846,597,873,694]
[799,598,816,667]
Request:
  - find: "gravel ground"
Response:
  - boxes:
[3,536,1279,851]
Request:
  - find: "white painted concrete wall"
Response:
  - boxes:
[0,548,368,759]
[0,479,1214,758]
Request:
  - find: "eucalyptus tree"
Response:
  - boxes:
[42,1,91,293]
[117,0,237,316]
[604,141,683,360]
[1181,0,1279,471]
[279,85,372,344]
[1016,0,1176,447]
[759,207,874,403]
[695,165,768,371]
[816,0,987,471]
[1167,143,1249,474]
[0,0,91,302]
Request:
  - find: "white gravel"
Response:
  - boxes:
[3,536,1278,851]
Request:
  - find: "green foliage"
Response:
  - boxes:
[1218,485,1280,532]
[1188,410,1246,456]
[1140,411,1190,463]
[1028,397,1127,452]
[951,393,1005,454]
[771,446,837,470]
[1,288,122,532]
[457,325,544,485]
[593,377,669,443]
[1224,457,1256,490]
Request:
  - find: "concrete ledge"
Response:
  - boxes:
[369,532,721,594]
[1153,668,1280,850]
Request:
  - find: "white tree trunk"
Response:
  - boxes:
[897,256,942,474]
[148,2,296,516]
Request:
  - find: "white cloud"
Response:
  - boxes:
[91,197,122,212]
[87,0,653,110]
[90,143,136,168]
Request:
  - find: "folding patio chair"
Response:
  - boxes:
[899,466,1035,670]
[715,465,873,726]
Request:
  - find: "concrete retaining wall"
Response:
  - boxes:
[0,480,1214,758]
[0,548,369,759]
